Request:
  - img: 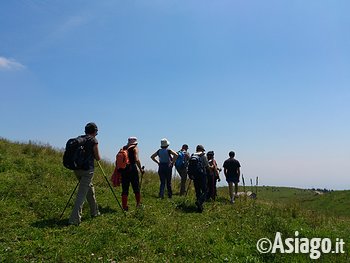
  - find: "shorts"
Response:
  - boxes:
[226,175,239,184]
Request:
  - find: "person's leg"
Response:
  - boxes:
[158,165,166,198]
[130,167,141,206]
[69,170,92,224]
[234,182,239,197]
[193,176,201,201]
[206,174,214,200]
[166,166,173,198]
[85,170,99,217]
[213,178,217,201]
[121,171,130,210]
[199,173,207,205]
[228,181,234,203]
[178,167,187,196]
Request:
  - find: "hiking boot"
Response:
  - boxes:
[136,203,144,209]
[123,206,129,212]
[91,211,101,218]
[195,201,203,213]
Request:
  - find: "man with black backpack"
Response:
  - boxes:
[67,122,101,226]
[175,144,190,196]
[187,145,209,212]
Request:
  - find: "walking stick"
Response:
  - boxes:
[59,181,79,220]
[97,161,126,216]
[185,179,192,197]
[242,174,246,193]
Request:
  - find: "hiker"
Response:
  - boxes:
[69,122,101,226]
[223,151,241,203]
[150,138,178,199]
[206,151,220,201]
[175,144,190,196]
[187,145,209,212]
[120,137,145,211]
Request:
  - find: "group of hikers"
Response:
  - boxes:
[66,123,241,226]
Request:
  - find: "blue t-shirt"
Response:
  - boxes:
[158,148,171,164]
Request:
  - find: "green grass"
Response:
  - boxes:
[255,186,350,218]
[0,138,349,262]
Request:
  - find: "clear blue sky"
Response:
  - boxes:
[1,1,349,190]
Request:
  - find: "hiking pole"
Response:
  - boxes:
[242,174,246,193]
[185,179,192,197]
[97,161,126,216]
[59,181,79,220]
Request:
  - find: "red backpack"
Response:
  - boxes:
[116,148,130,170]
[116,145,137,170]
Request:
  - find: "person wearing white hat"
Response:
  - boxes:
[151,138,178,199]
[120,137,145,211]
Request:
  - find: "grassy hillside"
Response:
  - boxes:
[0,138,349,262]
[246,186,350,218]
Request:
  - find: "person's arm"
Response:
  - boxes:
[223,162,227,177]
[150,150,160,165]
[134,147,144,174]
[208,159,215,171]
[202,154,210,174]
[93,144,101,161]
[170,149,178,165]
[213,160,219,176]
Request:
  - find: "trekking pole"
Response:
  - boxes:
[242,174,246,193]
[173,165,176,183]
[185,179,192,197]
[97,161,126,216]
[139,166,145,192]
[59,181,79,220]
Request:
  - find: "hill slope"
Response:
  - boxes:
[0,138,349,262]
[251,186,350,218]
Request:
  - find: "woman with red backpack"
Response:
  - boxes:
[119,137,145,211]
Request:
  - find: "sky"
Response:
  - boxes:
[1,0,349,190]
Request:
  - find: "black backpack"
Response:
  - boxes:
[63,136,88,170]
[187,154,204,179]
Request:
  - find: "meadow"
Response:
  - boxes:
[0,138,349,262]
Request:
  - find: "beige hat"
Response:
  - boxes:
[161,138,170,147]
[127,137,138,145]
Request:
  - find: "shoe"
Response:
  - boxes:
[195,201,203,213]
[230,198,235,204]
[123,206,129,211]
[136,203,144,209]
[91,212,101,218]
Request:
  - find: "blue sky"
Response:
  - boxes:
[1,0,349,190]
